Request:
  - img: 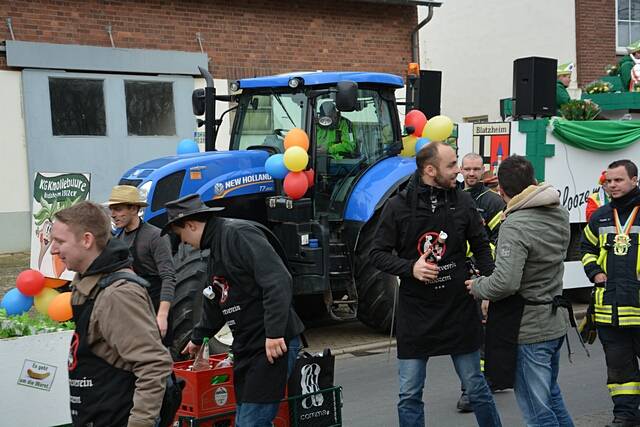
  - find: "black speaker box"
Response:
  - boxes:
[417,70,442,118]
[513,57,557,117]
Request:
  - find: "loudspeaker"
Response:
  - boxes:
[417,70,442,118]
[513,57,557,117]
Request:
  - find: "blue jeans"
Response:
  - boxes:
[235,336,302,427]
[513,337,574,427]
[398,350,502,427]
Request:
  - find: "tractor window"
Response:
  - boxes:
[314,89,396,219]
[232,92,307,152]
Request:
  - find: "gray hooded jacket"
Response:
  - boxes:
[470,183,571,344]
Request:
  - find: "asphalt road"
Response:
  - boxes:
[334,341,613,427]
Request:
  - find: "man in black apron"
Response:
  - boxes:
[581,159,640,427]
[50,201,172,426]
[108,185,176,345]
[163,194,304,427]
[371,141,502,427]
[467,155,573,427]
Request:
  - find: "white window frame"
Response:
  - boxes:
[616,0,640,54]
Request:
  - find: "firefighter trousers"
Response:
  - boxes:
[598,326,640,422]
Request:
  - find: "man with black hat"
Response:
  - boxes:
[163,194,304,426]
[108,185,176,344]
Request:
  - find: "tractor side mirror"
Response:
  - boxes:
[336,81,358,112]
[192,88,205,116]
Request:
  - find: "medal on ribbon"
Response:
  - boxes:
[613,207,639,256]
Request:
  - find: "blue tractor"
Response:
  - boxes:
[120,68,417,354]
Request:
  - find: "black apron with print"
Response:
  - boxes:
[209,265,289,404]
[68,289,135,426]
[396,195,483,358]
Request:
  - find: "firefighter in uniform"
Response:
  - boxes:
[581,159,640,427]
[457,153,507,412]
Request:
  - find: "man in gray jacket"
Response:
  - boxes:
[466,155,573,427]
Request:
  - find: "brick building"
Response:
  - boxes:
[0,0,425,253]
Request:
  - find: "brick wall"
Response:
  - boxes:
[575,0,617,86]
[0,0,416,79]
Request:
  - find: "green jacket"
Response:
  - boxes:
[317,118,355,160]
[470,184,570,344]
[619,55,634,91]
[556,81,570,109]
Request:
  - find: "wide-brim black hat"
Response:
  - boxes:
[161,193,224,235]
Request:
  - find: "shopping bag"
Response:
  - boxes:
[288,349,337,427]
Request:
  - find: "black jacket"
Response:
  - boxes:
[192,217,304,356]
[370,173,494,358]
[465,183,505,246]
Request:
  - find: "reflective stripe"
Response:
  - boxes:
[595,313,613,324]
[618,306,640,316]
[595,287,605,307]
[480,358,485,372]
[608,382,640,396]
[618,316,640,326]
[595,306,612,314]
[584,224,598,245]
[487,211,502,231]
[466,241,471,258]
[599,226,616,235]
[489,242,495,259]
[582,253,598,265]
[597,234,608,274]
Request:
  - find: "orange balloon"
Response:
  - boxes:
[48,292,73,322]
[283,128,310,151]
[44,277,68,289]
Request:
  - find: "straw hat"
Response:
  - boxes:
[107,185,148,207]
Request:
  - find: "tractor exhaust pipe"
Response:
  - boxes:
[198,66,217,152]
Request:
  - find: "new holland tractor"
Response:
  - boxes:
[119,68,418,355]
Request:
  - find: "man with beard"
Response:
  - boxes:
[581,160,640,427]
[108,185,176,344]
[51,201,172,427]
[370,141,502,427]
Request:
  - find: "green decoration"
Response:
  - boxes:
[519,119,554,182]
[552,119,640,151]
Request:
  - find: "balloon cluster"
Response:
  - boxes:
[264,129,314,200]
[401,110,454,157]
[0,269,72,321]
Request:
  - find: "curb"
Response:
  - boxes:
[321,308,589,357]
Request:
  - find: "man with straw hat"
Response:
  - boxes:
[556,62,574,109]
[619,40,640,91]
[107,185,176,346]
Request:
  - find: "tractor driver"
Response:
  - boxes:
[316,101,356,160]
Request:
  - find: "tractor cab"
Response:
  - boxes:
[228,72,403,220]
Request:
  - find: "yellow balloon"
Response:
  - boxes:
[423,115,454,141]
[34,288,59,315]
[400,135,417,157]
[283,146,309,172]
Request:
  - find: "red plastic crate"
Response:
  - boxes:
[174,353,289,426]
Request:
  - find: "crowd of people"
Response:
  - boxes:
[47,137,640,426]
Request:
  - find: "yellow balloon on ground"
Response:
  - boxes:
[283,146,309,172]
[34,288,59,315]
[400,135,417,157]
[423,115,454,141]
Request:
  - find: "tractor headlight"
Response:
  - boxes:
[138,181,152,205]
[230,81,240,92]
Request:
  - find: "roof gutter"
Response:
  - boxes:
[411,3,442,65]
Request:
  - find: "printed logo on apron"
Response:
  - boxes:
[68,332,79,371]
[212,276,230,303]
[417,231,447,259]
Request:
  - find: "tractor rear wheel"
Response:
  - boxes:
[171,244,230,360]
[353,213,398,333]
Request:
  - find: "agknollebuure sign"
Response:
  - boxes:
[30,173,91,280]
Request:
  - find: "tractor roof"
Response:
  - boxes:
[236,71,404,89]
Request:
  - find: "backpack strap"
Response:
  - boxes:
[97,271,150,289]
